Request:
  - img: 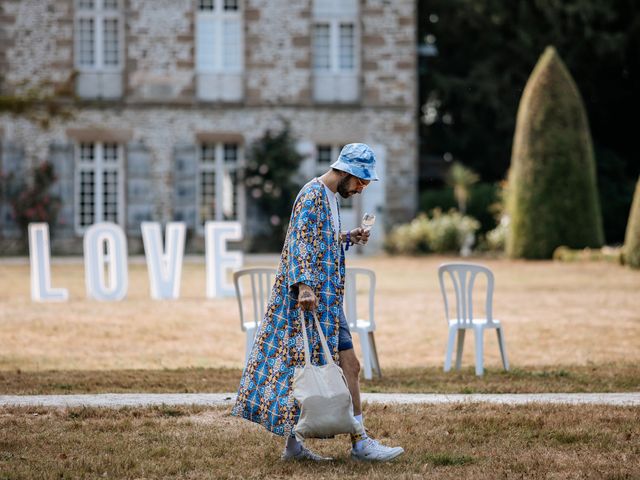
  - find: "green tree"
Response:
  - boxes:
[446,162,479,214]
[244,122,303,252]
[418,0,640,242]
[506,47,604,259]
[623,177,640,269]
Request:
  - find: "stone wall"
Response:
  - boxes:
[245,0,312,105]
[2,0,416,106]
[362,0,416,107]
[1,0,74,95]
[0,0,417,253]
[126,0,195,100]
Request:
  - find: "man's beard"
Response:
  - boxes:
[337,175,354,198]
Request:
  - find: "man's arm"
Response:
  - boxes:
[288,189,321,304]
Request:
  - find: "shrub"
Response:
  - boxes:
[419,188,456,213]
[623,177,640,269]
[420,182,500,234]
[8,161,61,241]
[485,216,509,252]
[506,46,604,259]
[385,209,480,255]
[553,246,623,264]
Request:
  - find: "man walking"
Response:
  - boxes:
[232,143,404,462]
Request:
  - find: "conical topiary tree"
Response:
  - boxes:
[623,177,640,269]
[506,46,604,259]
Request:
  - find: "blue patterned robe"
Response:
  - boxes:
[232,178,345,437]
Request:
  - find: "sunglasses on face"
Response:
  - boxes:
[353,177,371,188]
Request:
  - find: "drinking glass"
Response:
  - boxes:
[355,213,376,245]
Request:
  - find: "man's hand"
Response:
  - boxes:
[351,227,371,246]
[297,283,317,311]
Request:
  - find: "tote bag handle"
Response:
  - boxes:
[299,309,335,367]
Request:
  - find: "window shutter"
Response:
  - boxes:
[126,142,155,236]
[172,144,198,230]
[48,142,75,238]
[0,142,25,238]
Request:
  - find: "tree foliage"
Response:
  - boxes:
[446,162,479,214]
[623,177,640,268]
[506,47,603,259]
[243,122,303,252]
[418,0,640,242]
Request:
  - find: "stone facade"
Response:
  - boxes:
[0,0,417,254]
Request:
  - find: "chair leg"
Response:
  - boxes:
[496,327,509,371]
[455,329,466,371]
[474,326,484,376]
[368,332,382,378]
[444,326,457,372]
[245,327,256,364]
[359,331,373,380]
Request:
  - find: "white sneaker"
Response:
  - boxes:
[281,445,333,462]
[351,438,405,462]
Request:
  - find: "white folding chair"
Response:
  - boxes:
[438,263,509,376]
[233,267,277,363]
[344,267,382,380]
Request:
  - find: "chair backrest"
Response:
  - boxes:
[437,263,494,325]
[233,267,277,331]
[344,267,376,329]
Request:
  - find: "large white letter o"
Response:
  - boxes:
[84,222,128,301]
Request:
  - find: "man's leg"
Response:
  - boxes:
[339,348,362,416]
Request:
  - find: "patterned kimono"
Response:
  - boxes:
[232,178,346,437]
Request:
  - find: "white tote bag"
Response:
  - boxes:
[292,310,364,443]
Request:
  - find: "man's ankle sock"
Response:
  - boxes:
[284,436,302,455]
[351,414,368,449]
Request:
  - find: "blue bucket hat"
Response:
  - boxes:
[330,143,379,181]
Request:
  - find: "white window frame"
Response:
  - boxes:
[196,142,244,234]
[313,19,359,74]
[74,142,125,234]
[196,0,244,74]
[74,0,124,72]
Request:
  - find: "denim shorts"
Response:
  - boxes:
[337,309,353,351]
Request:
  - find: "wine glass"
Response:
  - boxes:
[361,212,376,233]
[355,213,376,245]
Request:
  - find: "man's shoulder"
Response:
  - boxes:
[297,179,323,201]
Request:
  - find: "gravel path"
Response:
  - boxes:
[1,392,639,408]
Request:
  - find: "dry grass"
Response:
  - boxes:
[1,256,639,371]
[1,403,638,479]
[1,364,639,395]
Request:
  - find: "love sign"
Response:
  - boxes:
[27,221,243,302]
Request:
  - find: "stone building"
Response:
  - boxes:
[0,0,417,254]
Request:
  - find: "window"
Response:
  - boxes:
[75,142,124,233]
[198,143,241,228]
[195,0,244,101]
[75,0,122,71]
[312,0,359,102]
[312,22,356,74]
[74,0,123,98]
[316,144,353,209]
[196,0,243,73]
